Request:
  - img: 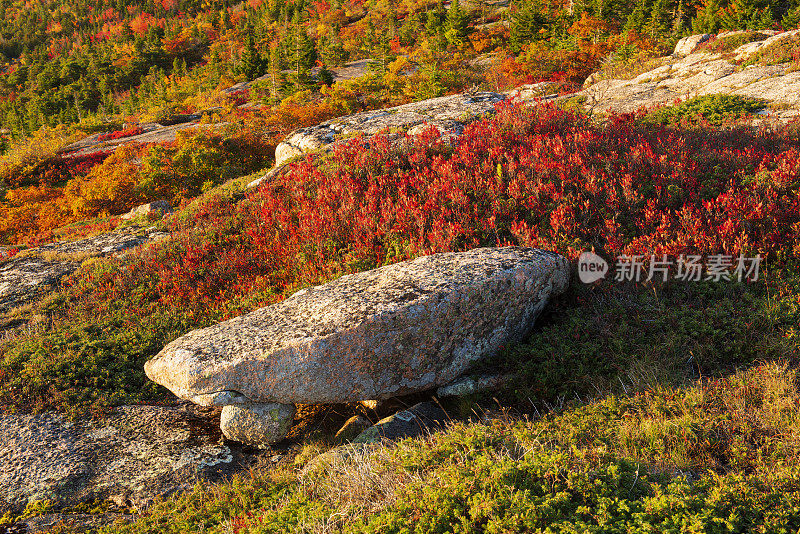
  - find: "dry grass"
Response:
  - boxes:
[297,442,422,531]
[595,53,670,82]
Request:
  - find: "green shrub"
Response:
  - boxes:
[744,33,800,66]
[642,94,766,126]
[698,31,770,54]
[498,277,800,407]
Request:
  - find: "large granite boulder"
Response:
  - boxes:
[145,247,569,408]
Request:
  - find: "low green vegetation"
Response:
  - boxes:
[84,361,800,533]
[499,276,800,407]
[744,33,800,66]
[699,31,771,54]
[642,94,766,125]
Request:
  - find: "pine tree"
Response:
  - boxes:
[268,42,283,103]
[320,24,347,66]
[425,1,446,37]
[368,20,393,77]
[237,30,264,80]
[691,0,722,33]
[645,0,673,39]
[445,0,470,48]
[783,4,800,28]
[510,0,548,53]
[286,9,315,88]
[720,0,774,30]
[623,0,651,34]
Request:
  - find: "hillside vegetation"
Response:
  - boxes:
[3,0,800,527]
[1,100,799,529]
[3,102,799,415]
[3,0,800,245]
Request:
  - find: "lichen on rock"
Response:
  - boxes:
[145,247,569,407]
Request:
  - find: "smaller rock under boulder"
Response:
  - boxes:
[436,373,510,398]
[219,402,295,447]
[353,402,449,444]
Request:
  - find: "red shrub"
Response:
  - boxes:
[66,103,800,322]
[98,126,145,142]
[228,88,251,107]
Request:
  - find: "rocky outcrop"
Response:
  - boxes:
[120,201,172,221]
[732,29,796,60]
[60,120,226,160]
[0,226,167,314]
[269,91,506,168]
[581,30,800,121]
[672,34,711,57]
[145,247,569,416]
[0,404,235,514]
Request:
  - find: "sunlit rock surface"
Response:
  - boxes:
[145,247,569,406]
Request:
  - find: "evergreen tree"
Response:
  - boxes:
[425,2,446,37]
[509,0,548,53]
[320,24,347,66]
[623,0,651,34]
[673,0,687,34]
[445,0,471,48]
[368,20,393,77]
[645,0,673,39]
[237,30,265,80]
[285,9,315,88]
[268,42,283,103]
[783,4,800,28]
[691,0,723,33]
[720,0,774,29]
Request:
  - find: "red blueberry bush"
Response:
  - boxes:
[98,126,145,142]
[76,101,800,318]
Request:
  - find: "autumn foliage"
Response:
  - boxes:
[71,103,800,320]
[0,128,271,245]
[97,126,145,142]
[5,102,800,414]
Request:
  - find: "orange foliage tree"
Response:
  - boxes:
[62,146,142,219]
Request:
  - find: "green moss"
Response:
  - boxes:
[557,95,587,114]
